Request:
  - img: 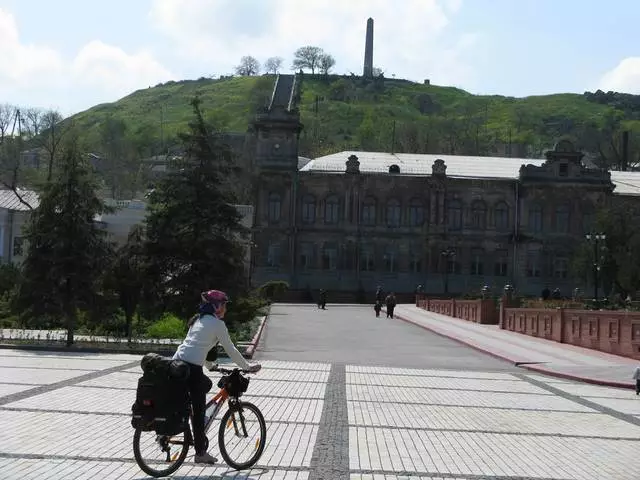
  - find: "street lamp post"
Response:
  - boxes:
[585,233,606,306]
[441,247,456,294]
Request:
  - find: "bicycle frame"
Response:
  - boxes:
[203,387,229,434]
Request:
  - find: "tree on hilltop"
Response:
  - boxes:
[319,53,336,75]
[264,56,283,74]
[292,46,326,74]
[235,56,261,76]
[17,137,114,346]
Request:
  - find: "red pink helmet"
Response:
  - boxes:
[201,289,229,305]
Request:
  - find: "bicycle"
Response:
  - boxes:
[132,365,267,477]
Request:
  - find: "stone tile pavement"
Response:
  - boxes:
[392,305,640,388]
[1,349,640,479]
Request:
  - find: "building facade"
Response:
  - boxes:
[249,76,640,299]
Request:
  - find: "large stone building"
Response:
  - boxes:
[249,74,640,299]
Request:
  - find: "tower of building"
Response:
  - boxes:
[363,18,374,77]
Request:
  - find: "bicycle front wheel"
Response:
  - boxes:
[133,427,190,478]
[218,401,267,470]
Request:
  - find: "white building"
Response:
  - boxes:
[0,189,255,273]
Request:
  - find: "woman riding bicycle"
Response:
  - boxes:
[173,289,261,465]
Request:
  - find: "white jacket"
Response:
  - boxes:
[173,314,250,369]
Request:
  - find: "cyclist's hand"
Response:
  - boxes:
[247,363,261,373]
[204,360,218,371]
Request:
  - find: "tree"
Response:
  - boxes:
[235,56,260,76]
[106,224,146,342]
[38,109,70,182]
[292,46,324,74]
[17,137,114,346]
[372,67,384,77]
[100,116,134,199]
[319,53,336,75]
[142,98,248,317]
[264,56,283,74]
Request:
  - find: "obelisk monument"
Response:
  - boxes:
[363,17,374,77]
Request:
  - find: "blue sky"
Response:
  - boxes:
[0,0,638,116]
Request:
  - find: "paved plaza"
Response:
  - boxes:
[1,305,640,479]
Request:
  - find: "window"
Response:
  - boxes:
[266,243,280,267]
[383,246,398,272]
[494,202,509,231]
[322,244,338,270]
[299,242,314,270]
[526,250,541,277]
[528,204,543,233]
[443,249,460,274]
[553,257,569,279]
[386,199,401,227]
[360,245,375,271]
[301,195,316,224]
[471,201,487,229]
[410,253,422,273]
[494,250,508,276]
[267,193,281,223]
[559,163,568,176]
[555,205,570,233]
[408,198,424,227]
[470,248,484,275]
[325,196,340,224]
[13,236,24,257]
[447,199,462,230]
[362,197,376,226]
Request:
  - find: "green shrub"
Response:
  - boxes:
[257,281,289,302]
[146,313,186,339]
[225,295,268,332]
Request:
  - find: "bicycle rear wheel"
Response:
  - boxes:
[218,401,266,470]
[133,427,190,478]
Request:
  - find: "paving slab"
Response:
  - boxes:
[391,304,639,388]
[2,303,640,480]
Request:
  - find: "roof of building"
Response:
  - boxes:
[300,151,640,197]
[0,189,39,211]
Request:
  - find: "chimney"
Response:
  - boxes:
[363,18,374,78]
[346,154,360,174]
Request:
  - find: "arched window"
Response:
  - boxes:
[555,205,570,233]
[267,193,281,223]
[386,199,401,227]
[528,204,543,233]
[494,202,509,231]
[408,198,425,227]
[471,200,487,229]
[361,197,376,226]
[324,195,340,224]
[301,195,316,224]
[447,199,462,230]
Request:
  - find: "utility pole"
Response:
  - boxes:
[391,120,396,154]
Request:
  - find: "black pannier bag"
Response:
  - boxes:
[131,353,191,436]
[217,369,250,397]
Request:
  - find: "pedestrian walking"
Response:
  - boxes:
[633,365,640,395]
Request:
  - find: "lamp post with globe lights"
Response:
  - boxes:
[585,233,606,307]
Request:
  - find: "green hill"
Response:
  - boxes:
[67,74,640,167]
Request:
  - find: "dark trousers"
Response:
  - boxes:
[386,305,395,318]
[636,379,640,395]
[187,362,208,455]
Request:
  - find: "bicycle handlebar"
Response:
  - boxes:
[206,362,259,374]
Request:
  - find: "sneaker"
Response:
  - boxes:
[194,452,218,465]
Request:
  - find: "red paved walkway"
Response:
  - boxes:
[391,305,639,389]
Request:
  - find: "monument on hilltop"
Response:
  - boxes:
[363,17,374,78]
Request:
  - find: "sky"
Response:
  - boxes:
[1,0,639,116]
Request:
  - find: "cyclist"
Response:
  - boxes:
[173,289,261,465]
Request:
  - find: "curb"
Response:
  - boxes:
[520,363,635,390]
[0,343,178,357]
[244,313,269,359]
[390,310,636,390]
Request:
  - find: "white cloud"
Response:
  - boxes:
[597,57,640,94]
[149,0,478,87]
[0,8,175,115]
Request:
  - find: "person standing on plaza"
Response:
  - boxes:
[633,365,640,395]
[385,292,397,319]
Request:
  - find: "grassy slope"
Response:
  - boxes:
[67,75,622,157]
